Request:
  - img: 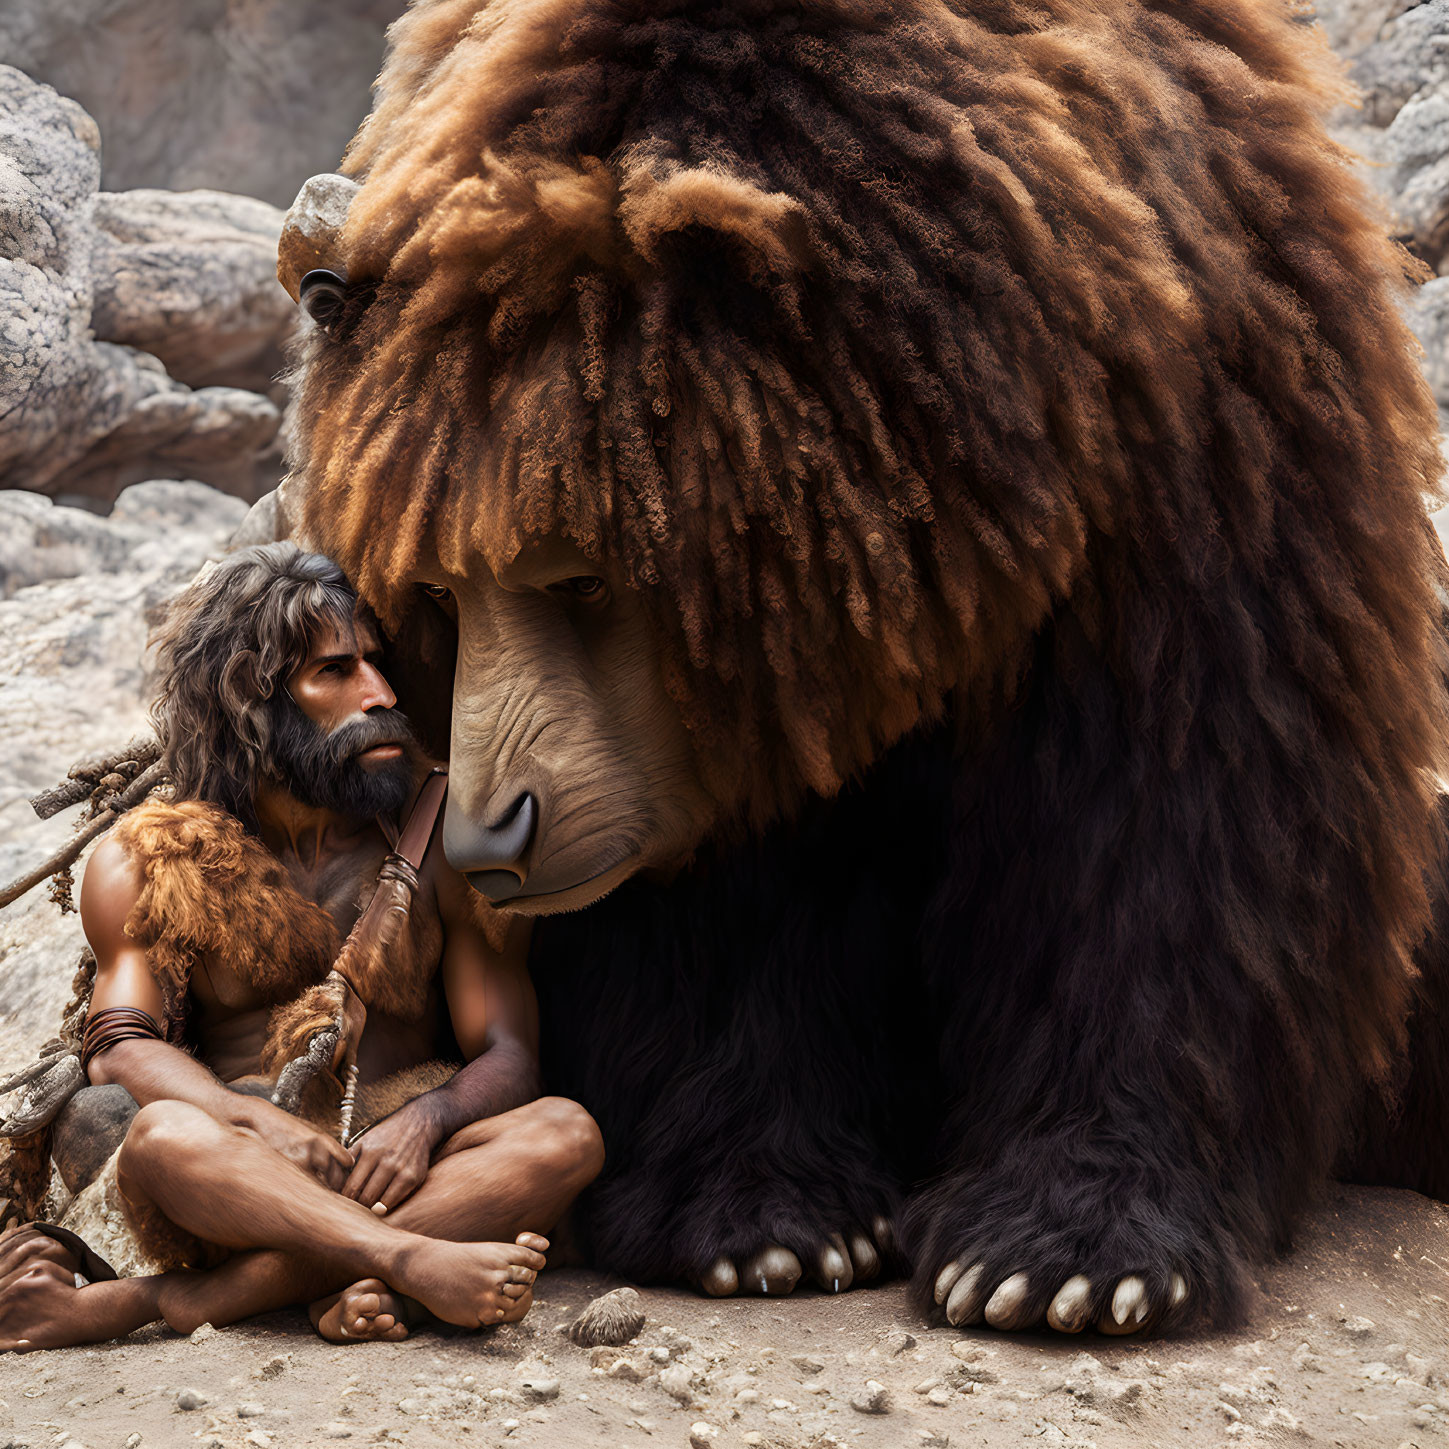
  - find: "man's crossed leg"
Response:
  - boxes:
[0,1095,603,1350]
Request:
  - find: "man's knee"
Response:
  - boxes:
[118,1100,219,1183]
[529,1097,605,1186]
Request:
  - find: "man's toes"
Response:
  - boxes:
[501,1282,529,1300]
[740,1244,802,1296]
[507,1264,538,1285]
[1046,1274,1093,1333]
[700,1255,739,1297]
[1098,1275,1150,1335]
[498,1289,533,1324]
[350,1289,383,1321]
[514,1232,549,1253]
[944,1263,987,1326]
[810,1234,854,1294]
[846,1228,881,1282]
[983,1271,1039,1330]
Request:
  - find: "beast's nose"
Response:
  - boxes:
[443,792,538,901]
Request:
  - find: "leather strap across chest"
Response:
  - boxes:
[382,768,449,871]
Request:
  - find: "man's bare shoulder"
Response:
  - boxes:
[79,832,144,950]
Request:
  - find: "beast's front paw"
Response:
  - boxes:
[933,1258,1188,1335]
[699,1216,896,1297]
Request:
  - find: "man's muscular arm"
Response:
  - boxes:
[341,868,540,1211]
[80,837,353,1189]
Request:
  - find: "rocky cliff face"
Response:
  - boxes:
[0,67,295,507]
[0,0,404,211]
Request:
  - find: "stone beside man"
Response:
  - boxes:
[0,543,603,1351]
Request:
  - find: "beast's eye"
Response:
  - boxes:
[550,576,610,606]
[417,582,456,616]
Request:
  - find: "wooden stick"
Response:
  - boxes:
[30,735,161,820]
[0,1055,86,1137]
[0,1052,69,1098]
[0,760,167,910]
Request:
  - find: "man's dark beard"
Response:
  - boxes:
[265,699,419,820]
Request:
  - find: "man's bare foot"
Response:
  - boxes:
[390,1232,548,1329]
[0,1229,159,1350]
[310,1279,412,1343]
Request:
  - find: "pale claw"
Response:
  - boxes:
[1169,1272,1188,1309]
[740,1244,802,1296]
[1098,1274,1150,1335]
[984,1271,1037,1330]
[811,1235,854,1294]
[945,1263,986,1326]
[1046,1274,1093,1333]
[934,1257,967,1305]
[846,1229,880,1282]
[870,1214,895,1257]
[700,1255,739,1297]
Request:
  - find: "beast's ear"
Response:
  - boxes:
[618,162,810,279]
[278,173,360,303]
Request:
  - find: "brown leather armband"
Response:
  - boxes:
[80,1005,164,1074]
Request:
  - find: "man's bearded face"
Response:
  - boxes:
[267,699,418,819]
[268,610,418,820]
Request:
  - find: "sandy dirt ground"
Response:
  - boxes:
[0,1185,1443,1449]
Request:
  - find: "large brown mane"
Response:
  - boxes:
[295,0,1446,863]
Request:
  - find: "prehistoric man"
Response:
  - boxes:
[0,543,604,1351]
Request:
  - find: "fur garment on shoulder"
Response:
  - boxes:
[110,798,340,1037]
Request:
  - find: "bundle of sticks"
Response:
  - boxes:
[0,734,166,913]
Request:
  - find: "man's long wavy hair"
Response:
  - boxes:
[150,543,361,824]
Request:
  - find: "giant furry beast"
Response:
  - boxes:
[278,0,1449,1331]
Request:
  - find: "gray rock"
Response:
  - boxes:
[1350,0,1449,126]
[90,189,295,391]
[176,1388,208,1411]
[1404,276,1449,407]
[569,1286,646,1348]
[1383,87,1449,262]
[0,66,283,506]
[0,0,403,210]
[518,1377,560,1402]
[850,1380,891,1414]
[656,1363,697,1405]
[1311,0,1413,62]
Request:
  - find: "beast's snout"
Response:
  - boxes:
[444,791,537,901]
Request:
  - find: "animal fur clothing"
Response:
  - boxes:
[109,799,341,1043]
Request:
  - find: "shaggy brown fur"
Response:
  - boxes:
[289,0,1449,1322]
[110,800,340,1036]
[297,0,1447,836]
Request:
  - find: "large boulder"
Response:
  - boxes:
[0,66,293,506]
[90,189,296,393]
[0,481,246,1068]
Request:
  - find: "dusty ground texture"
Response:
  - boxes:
[0,1186,1440,1449]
